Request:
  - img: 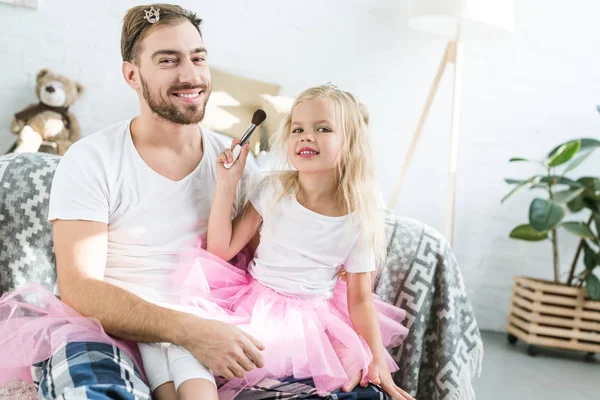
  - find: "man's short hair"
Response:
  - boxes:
[121,3,203,63]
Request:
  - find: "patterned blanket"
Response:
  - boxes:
[0,153,483,399]
[374,215,483,400]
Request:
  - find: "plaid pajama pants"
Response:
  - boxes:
[32,341,390,400]
[32,342,150,400]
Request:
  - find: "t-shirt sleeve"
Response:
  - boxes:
[247,175,274,217]
[48,142,110,223]
[344,235,376,273]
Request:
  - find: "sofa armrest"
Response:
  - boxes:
[374,212,483,400]
[0,153,60,296]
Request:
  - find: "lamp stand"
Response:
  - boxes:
[388,32,463,246]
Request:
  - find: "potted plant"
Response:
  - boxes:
[502,133,600,358]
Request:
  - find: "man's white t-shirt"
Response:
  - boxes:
[48,119,255,306]
[248,180,375,300]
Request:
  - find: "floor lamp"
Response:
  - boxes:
[387,0,514,246]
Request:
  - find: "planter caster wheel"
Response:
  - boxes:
[527,345,539,357]
[585,353,596,362]
[507,333,518,345]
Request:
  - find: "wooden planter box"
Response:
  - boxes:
[506,276,600,357]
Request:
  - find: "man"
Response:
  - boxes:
[44,4,262,399]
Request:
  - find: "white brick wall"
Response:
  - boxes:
[1,0,599,331]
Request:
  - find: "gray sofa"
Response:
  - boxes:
[0,152,483,400]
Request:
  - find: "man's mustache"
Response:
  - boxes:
[168,83,209,93]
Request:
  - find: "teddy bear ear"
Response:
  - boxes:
[36,69,50,81]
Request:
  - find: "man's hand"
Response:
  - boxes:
[180,315,265,380]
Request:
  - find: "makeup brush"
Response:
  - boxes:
[224,109,267,169]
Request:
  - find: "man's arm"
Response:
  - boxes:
[53,219,265,380]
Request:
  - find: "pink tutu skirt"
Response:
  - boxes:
[0,283,143,384]
[172,247,409,398]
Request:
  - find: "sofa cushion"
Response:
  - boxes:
[0,153,59,296]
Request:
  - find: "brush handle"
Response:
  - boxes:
[223,144,242,169]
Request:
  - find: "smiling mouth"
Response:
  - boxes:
[172,90,203,99]
[298,150,318,155]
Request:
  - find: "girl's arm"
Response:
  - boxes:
[207,197,262,261]
[207,142,262,261]
[347,272,414,400]
[347,272,387,362]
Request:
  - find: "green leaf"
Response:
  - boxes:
[546,141,581,167]
[583,198,600,214]
[529,198,566,231]
[505,178,527,185]
[579,138,600,150]
[566,178,599,212]
[554,188,585,204]
[585,273,600,301]
[509,157,531,162]
[509,224,549,241]
[562,222,596,239]
[540,176,583,188]
[501,176,539,203]
[583,241,598,271]
[548,138,600,157]
[568,196,587,212]
[564,150,593,173]
[578,177,600,193]
[530,183,549,190]
[575,178,600,214]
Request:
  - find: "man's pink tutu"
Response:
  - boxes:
[0,283,143,384]
[172,247,409,397]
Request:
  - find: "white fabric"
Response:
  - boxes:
[138,343,215,391]
[48,119,256,306]
[248,179,375,300]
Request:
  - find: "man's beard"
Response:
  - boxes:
[140,75,210,125]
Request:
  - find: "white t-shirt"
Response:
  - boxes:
[48,119,255,306]
[248,179,375,300]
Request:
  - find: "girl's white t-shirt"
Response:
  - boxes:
[248,180,376,300]
[48,119,255,305]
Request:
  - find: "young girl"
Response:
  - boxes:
[169,84,414,400]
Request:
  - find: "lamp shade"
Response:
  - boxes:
[408,0,515,39]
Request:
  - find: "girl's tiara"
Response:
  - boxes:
[324,81,340,91]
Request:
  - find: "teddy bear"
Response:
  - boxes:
[9,69,84,156]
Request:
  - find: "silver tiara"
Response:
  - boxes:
[143,6,160,24]
[324,81,340,91]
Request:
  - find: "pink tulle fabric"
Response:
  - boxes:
[0,284,144,385]
[0,245,408,397]
[172,246,409,398]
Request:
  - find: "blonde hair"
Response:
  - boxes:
[265,84,387,268]
[121,4,203,63]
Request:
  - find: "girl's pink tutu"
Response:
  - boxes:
[172,247,409,398]
[0,283,143,384]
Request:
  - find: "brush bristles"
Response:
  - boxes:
[252,109,267,126]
